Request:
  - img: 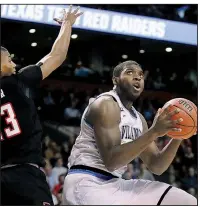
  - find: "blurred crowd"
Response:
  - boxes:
[41,135,76,205]
[59,61,197,94]
[83,4,197,24]
[14,57,197,96]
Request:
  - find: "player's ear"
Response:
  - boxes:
[112,76,118,86]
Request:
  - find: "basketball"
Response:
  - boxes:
[162,98,197,139]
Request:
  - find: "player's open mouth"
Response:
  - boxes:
[132,83,141,91]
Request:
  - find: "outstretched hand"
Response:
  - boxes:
[54,5,83,26]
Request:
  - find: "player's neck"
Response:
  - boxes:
[114,88,133,110]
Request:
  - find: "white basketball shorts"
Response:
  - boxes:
[62,172,173,205]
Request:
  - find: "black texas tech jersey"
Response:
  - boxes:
[1,64,45,166]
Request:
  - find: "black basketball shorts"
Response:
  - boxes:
[1,164,54,205]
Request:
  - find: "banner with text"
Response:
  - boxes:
[1,5,197,45]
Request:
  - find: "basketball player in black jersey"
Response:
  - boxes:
[1,6,82,205]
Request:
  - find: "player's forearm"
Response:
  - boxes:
[39,20,72,79]
[150,139,182,175]
[50,20,72,58]
[106,128,158,171]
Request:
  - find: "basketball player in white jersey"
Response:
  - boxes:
[62,61,197,205]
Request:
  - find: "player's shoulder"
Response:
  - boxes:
[87,95,120,122]
[91,95,119,112]
[87,95,121,125]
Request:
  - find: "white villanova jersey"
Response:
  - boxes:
[68,90,143,177]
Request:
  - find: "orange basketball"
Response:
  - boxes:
[162,98,197,139]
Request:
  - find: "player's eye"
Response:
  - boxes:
[127,71,133,75]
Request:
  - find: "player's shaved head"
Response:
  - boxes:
[1,46,8,52]
[113,60,141,78]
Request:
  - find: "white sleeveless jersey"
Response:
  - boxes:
[68,90,143,177]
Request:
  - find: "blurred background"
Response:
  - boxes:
[1,4,197,205]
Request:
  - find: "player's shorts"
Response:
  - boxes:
[62,165,173,205]
[1,164,53,206]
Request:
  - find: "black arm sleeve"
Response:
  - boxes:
[17,64,43,88]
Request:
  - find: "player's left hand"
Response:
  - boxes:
[54,5,83,26]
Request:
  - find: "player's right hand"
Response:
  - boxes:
[54,5,83,26]
[150,105,183,137]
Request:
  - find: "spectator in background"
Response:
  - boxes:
[156,138,164,151]
[126,163,134,175]
[44,91,55,106]
[143,100,155,121]
[132,157,140,175]
[64,99,81,120]
[44,141,61,160]
[138,163,155,181]
[182,167,197,190]
[183,146,195,167]
[43,161,57,191]
[53,174,65,196]
[187,188,197,199]
[153,75,166,90]
[173,156,183,174]
[168,165,176,175]
[127,163,138,178]
[124,163,138,179]
[181,165,187,178]
[122,164,134,180]
[122,171,133,180]
[74,61,94,77]
[184,69,197,89]
[61,142,70,166]
[168,174,179,188]
[56,189,63,206]
[52,157,68,185]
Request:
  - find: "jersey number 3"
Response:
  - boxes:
[1,103,21,141]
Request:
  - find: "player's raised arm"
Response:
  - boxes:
[38,5,83,79]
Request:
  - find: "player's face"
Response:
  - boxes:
[1,51,16,76]
[118,65,144,101]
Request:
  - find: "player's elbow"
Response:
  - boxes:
[148,165,165,175]
[105,165,116,172]
[105,164,116,172]
[104,159,117,172]
[152,169,164,176]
